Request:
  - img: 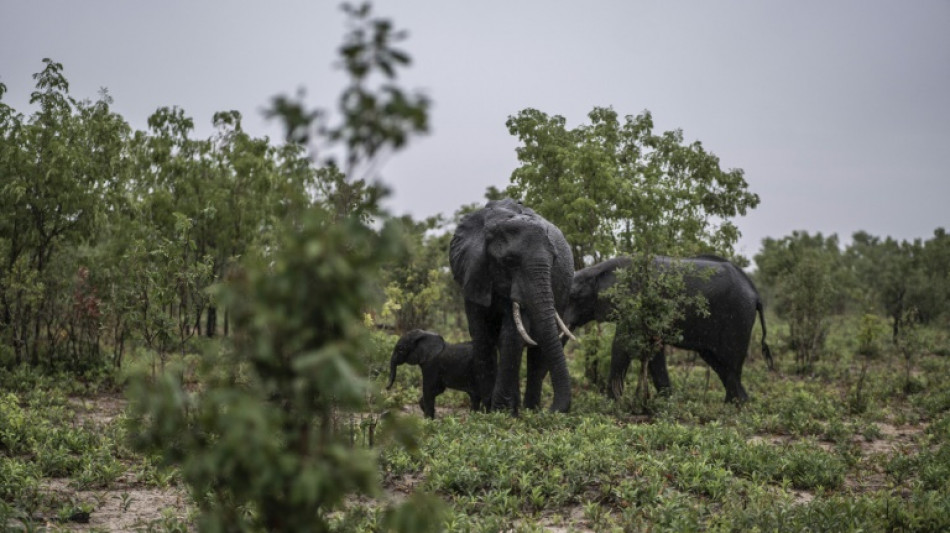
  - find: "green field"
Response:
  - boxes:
[3,318,949,531]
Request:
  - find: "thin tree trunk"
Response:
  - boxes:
[206,306,217,337]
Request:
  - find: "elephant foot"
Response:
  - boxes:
[491,395,520,416]
[724,388,749,405]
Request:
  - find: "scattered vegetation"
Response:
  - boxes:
[1,2,949,532]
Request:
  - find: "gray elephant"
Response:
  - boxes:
[450,198,576,414]
[564,254,772,403]
[386,330,480,418]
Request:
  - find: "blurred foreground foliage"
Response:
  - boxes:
[128,211,443,532]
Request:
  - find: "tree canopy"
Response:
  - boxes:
[506,107,760,267]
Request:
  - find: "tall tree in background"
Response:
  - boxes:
[756,231,844,372]
[0,59,131,367]
[848,228,950,340]
[381,214,453,333]
[506,107,760,267]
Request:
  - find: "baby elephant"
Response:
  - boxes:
[386,330,481,418]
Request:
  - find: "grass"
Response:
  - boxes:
[0,369,189,530]
[2,318,950,531]
[370,318,950,532]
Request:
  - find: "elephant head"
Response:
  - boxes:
[387,329,445,389]
[449,198,575,413]
[564,256,631,330]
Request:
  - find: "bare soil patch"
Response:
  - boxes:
[69,393,127,427]
[40,479,188,531]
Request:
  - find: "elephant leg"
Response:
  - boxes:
[420,379,444,419]
[699,350,748,404]
[608,334,633,400]
[493,315,524,415]
[468,391,481,412]
[466,301,501,411]
[648,347,673,396]
[523,345,546,410]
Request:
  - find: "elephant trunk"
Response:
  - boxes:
[522,263,572,413]
[386,354,399,389]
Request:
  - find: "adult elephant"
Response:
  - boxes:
[450,198,576,414]
[563,254,772,403]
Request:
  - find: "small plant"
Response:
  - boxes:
[120,492,134,513]
[857,313,887,358]
[895,307,926,394]
[849,314,882,413]
[605,254,709,411]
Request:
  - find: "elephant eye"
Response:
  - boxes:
[501,255,520,268]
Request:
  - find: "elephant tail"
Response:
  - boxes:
[756,299,775,371]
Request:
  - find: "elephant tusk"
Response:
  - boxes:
[556,312,578,343]
[512,302,538,346]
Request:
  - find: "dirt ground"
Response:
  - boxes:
[22,395,191,531]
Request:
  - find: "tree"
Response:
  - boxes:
[130,3,443,531]
[506,107,760,268]
[604,255,709,408]
[506,106,760,397]
[381,214,451,333]
[131,211,442,531]
[0,59,131,368]
[756,231,843,372]
[847,230,949,341]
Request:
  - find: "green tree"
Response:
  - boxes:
[131,212,441,531]
[506,107,760,267]
[130,3,443,531]
[506,106,760,394]
[0,59,130,368]
[604,255,709,408]
[756,231,843,372]
[381,214,452,333]
[846,231,949,341]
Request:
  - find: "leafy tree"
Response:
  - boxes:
[0,59,130,368]
[756,231,843,372]
[381,215,450,333]
[847,230,949,341]
[604,255,709,408]
[131,211,442,531]
[506,106,760,394]
[130,3,444,531]
[920,228,950,322]
[506,107,760,268]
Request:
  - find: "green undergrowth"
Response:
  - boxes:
[0,367,181,529]
[2,323,949,532]
[366,334,950,532]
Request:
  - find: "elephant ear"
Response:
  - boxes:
[595,257,628,294]
[450,207,493,307]
[412,331,446,365]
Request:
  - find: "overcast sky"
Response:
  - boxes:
[2,1,948,262]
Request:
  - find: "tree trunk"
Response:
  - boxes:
[206,306,217,337]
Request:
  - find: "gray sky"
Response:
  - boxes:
[2,1,948,262]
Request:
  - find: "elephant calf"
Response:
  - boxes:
[564,255,773,403]
[387,330,481,418]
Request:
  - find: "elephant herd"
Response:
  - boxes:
[387,198,772,418]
